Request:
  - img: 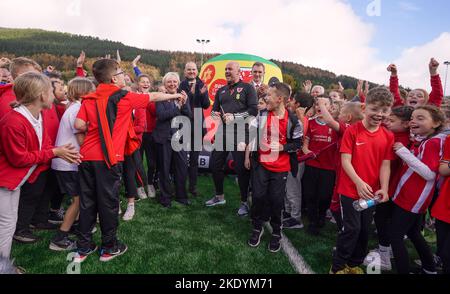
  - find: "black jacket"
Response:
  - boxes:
[152,100,192,144]
[250,109,303,176]
[179,77,210,136]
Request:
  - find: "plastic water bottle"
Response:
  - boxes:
[353,197,380,212]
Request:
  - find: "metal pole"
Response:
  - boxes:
[444,61,450,98]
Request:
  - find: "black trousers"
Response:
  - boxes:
[123,150,147,199]
[302,165,336,226]
[436,220,450,274]
[46,169,65,211]
[16,170,49,232]
[374,200,393,247]
[332,195,375,272]
[211,150,250,202]
[140,132,158,186]
[77,162,122,250]
[390,203,436,274]
[331,210,343,232]
[155,141,188,205]
[188,150,200,191]
[250,162,287,236]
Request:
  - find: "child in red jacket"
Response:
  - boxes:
[432,135,450,274]
[391,106,446,274]
[0,72,79,259]
[387,58,443,108]
[73,59,185,263]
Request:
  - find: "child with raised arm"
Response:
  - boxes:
[387,58,443,108]
[302,96,339,235]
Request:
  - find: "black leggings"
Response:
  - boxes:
[436,220,450,274]
[123,150,147,199]
[140,132,158,186]
[390,204,436,274]
[374,200,393,247]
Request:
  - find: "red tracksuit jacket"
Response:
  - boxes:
[0,110,55,190]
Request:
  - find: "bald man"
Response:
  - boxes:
[206,62,257,217]
[179,62,210,197]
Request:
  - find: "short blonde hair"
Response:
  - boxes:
[162,72,180,85]
[12,72,51,107]
[10,57,42,79]
[67,77,95,102]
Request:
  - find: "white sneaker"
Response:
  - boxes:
[122,205,135,221]
[363,249,392,271]
[368,246,394,259]
[147,185,156,198]
[137,187,148,199]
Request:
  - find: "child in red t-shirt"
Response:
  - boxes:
[432,135,450,274]
[390,105,446,274]
[245,83,302,253]
[302,96,338,235]
[317,101,364,232]
[331,87,395,274]
[73,59,185,263]
[363,105,414,271]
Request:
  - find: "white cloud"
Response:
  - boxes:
[392,33,450,91]
[399,1,421,12]
[0,0,448,92]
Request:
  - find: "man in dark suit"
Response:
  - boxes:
[179,62,210,197]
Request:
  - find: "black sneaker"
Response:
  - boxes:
[282,218,304,229]
[268,234,282,253]
[48,209,65,225]
[247,228,264,248]
[74,244,98,263]
[99,242,128,262]
[32,222,58,231]
[175,199,191,206]
[282,211,292,221]
[49,234,76,251]
[13,230,40,244]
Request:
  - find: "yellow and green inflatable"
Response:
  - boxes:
[199,53,283,106]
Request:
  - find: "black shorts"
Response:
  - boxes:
[54,171,80,198]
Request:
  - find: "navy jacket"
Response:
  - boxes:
[152,100,192,144]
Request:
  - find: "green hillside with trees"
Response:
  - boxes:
[0,27,377,95]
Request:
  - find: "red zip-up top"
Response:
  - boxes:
[0,111,55,190]
[31,106,60,177]
[390,75,444,107]
[133,108,146,143]
[388,131,412,197]
[0,83,15,119]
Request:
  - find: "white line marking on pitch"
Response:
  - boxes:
[265,223,315,274]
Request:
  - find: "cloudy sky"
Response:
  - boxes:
[1,0,449,91]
